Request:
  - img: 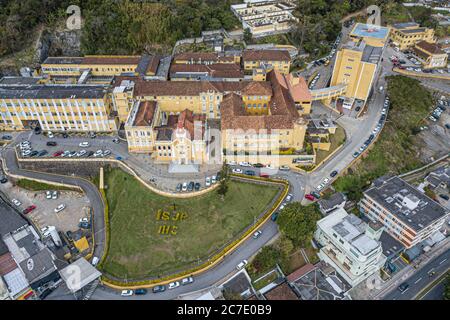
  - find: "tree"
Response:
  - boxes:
[223,288,242,300]
[243,28,252,43]
[250,246,281,274]
[276,203,321,247]
[217,161,230,196]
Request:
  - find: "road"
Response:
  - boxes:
[421,274,447,300]
[383,249,450,300]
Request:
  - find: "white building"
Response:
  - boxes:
[314,208,386,287]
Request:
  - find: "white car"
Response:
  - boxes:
[265,164,276,170]
[316,184,325,191]
[232,168,242,174]
[54,204,66,213]
[168,281,180,290]
[76,150,87,157]
[239,162,251,167]
[279,204,286,211]
[47,131,54,138]
[46,191,52,199]
[12,199,21,207]
[52,191,58,200]
[205,177,211,187]
[211,175,217,184]
[103,150,111,157]
[93,150,103,157]
[228,161,237,166]
[236,260,248,270]
[253,230,262,239]
[121,290,133,297]
[79,142,90,147]
[182,182,188,192]
[181,276,194,285]
[285,194,293,202]
[91,256,99,266]
[279,165,290,171]
[429,116,437,122]
[322,178,330,184]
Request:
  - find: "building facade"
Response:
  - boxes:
[0,84,117,132]
[243,50,291,75]
[359,176,450,248]
[389,22,436,50]
[315,208,386,287]
[412,41,448,69]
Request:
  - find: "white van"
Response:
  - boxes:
[92,256,99,266]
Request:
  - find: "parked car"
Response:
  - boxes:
[112,138,120,144]
[205,177,211,187]
[79,141,90,147]
[38,150,48,157]
[23,205,36,215]
[398,282,409,293]
[54,204,66,213]
[103,150,112,157]
[439,194,449,201]
[311,191,321,199]
[0,175,8,184]
[330,170,338,177]
[168,281,180,290]
[176,183,182,192]
[279,165,290,171]
[271,211,279,221]
[322,178,330,184]
[285,194,293,202]
[152,285,166,293]
[52,151,63,157]
[244,170,255,176]
[1,134,12,140]
[47,131,54,138]
[352,151,360,158]
[182,182,188,192]
[236,260,248,270]
[181,276,194,286]
[259,173,269,178]
[305,194,315,201]
[46,191,52,199]
[91,257,99,266]
[52,191,58,200]
[12,199,21,206]
[87,150,94,157]
[134,288,147,295]
[239,161,251,167]
[29,150,39,157]
[253,230,262,239]
[211,175,217,184]
[194,183,201,191]
[187,181,194,192]
[253,163,264,168]
[121,290,133,297]
[232,168,242,174]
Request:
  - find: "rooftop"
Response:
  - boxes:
[364,176,449,232]
[392,22,420,29]
[318,192,347,214]
[350,23,389,40]
[133,101,157,127]
[169,63,244,80]
[18,248,57,284]
[0,200,28,237]
[0,84,108,100]
[243,49,291,62]
[59,258,101,293]
[414,41,446,55]
[263,282,299,300]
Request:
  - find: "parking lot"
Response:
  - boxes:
[0,179,91,233]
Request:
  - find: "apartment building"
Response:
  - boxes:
[314,208,386,287]
[231,0,297,37]
[243,49,291,75]
[412,41,448,69]
[389,22,436,50]
[0,84,117,132]
[329,40,381,110]
[359,176,450,248]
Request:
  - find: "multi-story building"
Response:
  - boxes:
[0,84,117,132]
[169,63,244,82]
[125,101,208,164]
[359,176,450,248]
[231,0,297,37]
[329,40,381,110]
[349,23,390,48]
[314,208,386,287]
[243,49,291,75]
[412,41,448,69]
[389,22,436,50]
[172,52,240,65]
[41,55,163,83]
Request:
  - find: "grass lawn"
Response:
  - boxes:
[101,168,280,279]
[16,179,79,192]
[253,270,278,291]
[334,76,433,201]
[315,126,346,165]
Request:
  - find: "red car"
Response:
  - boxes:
[23,205,36,214]
[259,173,269,178]
[53,150,63,157]
[305,194,315,201]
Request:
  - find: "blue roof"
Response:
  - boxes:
[351,23,389,40]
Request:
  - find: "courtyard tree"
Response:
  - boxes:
[217,161,230,196]
[276,203,321,247]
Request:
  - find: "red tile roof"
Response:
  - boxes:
[286,263,316,282]
[243,49,291,62]
[414,41,445,55]
[133,101,156,126]
[146,55,161,75]
[0,253,17,276]
[264,282,299,300]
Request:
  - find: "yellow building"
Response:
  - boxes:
[389,22,435,50]
[41,55,161,81]
[329,40,379,110]
[412,41,448,69]
[0,84,117,132]
[349,23,390,48]
[243,50,291,75]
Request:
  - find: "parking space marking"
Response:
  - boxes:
[400,288,409,295]
[414,277,422,284]
[439,258,447,265]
